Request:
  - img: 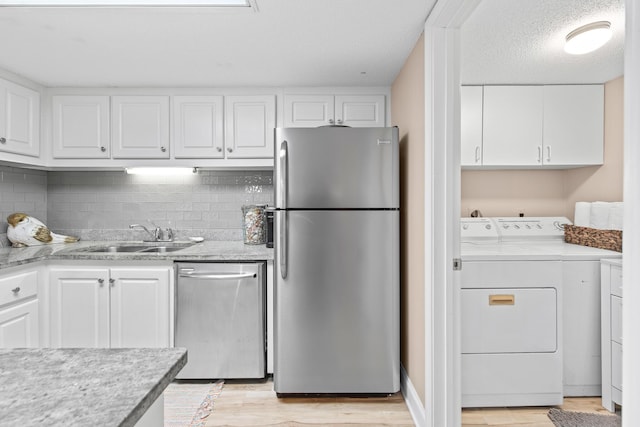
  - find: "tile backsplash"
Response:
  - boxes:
[0,166,48,247]
[1,167,273,246]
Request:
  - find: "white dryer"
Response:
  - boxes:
[460,217,621,408]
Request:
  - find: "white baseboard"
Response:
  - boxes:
[401,364,426,427]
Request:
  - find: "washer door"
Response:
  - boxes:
[461,288,557,354]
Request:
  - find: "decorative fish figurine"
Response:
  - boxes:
[6,213,79,248]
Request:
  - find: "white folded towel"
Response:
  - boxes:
[574,202,591,227]
[608,202,624,231]
[589,202,611,229]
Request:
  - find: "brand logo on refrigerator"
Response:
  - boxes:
[377,139,391,145]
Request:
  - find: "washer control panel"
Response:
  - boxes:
[461,217,572,242]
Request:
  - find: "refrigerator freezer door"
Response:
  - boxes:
[274,210,400,393]
[274,127,399,209]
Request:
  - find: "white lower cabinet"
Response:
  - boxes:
[562,261,602,396]
[601,260,623,412]
[0,266,39,348]
[49,265,170,348]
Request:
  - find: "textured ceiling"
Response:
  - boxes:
[462,0,625,85]
[0,0,434,87]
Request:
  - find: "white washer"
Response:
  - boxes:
[460,217,621,407]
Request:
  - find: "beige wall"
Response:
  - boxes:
[391,34,425,403]
[461,76,624,220]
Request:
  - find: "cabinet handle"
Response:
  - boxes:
[109,278,115,286]
[98,278,104,285]
[475,146,480,163]
[489,294,515,305]
[0,137,6,144]
[337,119,343,124]
[216,147,222,152]
[11,287,20,294]
[537,146,542,163]
[161,146,167,152]
[328,119,334,124]
[100,146,106,152]
[546,146,551,162]
[227,147,233,153]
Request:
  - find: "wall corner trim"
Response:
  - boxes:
[401,364,426,427]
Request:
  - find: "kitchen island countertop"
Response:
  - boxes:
[0,347,187,427]
[0,240,273,270]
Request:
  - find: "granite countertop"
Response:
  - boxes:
[0,240,274,270]
[0,347,187,427]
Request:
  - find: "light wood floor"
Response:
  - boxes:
[202,379,414,426]
[200,379,614,427]
[462,396,616,426]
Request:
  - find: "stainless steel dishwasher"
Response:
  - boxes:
[175,262,266,379]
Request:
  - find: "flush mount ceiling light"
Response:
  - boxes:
[564,21,612,55]
[125,167,198,175]
[0,0,249,6]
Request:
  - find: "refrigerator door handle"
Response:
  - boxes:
[279,140,288,209]
[279,211,288,278]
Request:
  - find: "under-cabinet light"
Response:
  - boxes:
[0,0,249,6]
[564,21,612,55]
[125,167,197,175]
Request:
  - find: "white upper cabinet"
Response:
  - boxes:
[543,85,604,166]
[482,85,544,167]
[284,95,334,127]
[465,84,604,169]
[0,78,40,158]
[52,95,110,158]
[224,95,275,159]
[284,94,386,128]
[461,86,483,166]
[111,95,170,159]
[334,95,385,127]
[173,95,224,159]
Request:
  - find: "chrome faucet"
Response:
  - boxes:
[129,222,174,242]
[129,224,161,242]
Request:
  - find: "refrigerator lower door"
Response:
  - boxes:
[274,210,400,394]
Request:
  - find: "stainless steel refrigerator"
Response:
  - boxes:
[273,126,400,394]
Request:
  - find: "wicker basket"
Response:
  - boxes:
[564,224,622,252]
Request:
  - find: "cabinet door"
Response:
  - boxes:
[224,95,275,158]
[335,95,385,127]
[562,261,602,395]
[283,95,335,127]
[543,85,604,166]
[49,268,110,348]
[482,86,543,166]
[110,267,170,348]
[0,79,40,157]
[173,95,224,159]
[52,95,110,159]
[111,95,169,158]
[0,299,38,348]
[461,86,483,166]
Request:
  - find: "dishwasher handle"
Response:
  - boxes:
[179,271,257,280]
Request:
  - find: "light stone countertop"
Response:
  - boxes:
[0,347,187,427]
[0,240,274,270]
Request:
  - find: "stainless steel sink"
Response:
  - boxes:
[82,242,195,254]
